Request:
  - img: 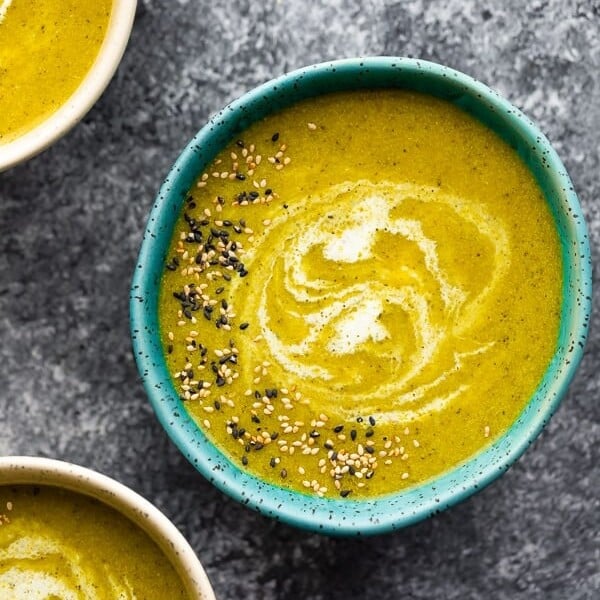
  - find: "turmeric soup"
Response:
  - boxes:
[0,485,189,599]
[159,90,562,499]
[0,0,112,144]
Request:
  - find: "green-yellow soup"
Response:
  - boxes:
[0,485,188,599]
[159,90,562,499]
[0,0,112,144]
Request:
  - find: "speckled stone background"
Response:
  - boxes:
[1,1,599,598]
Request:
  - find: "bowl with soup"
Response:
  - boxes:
[0,456,216,599]
[0,0,137,171]
[130,57,591,535]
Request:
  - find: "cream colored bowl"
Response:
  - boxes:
[0,456,216,600]
[0,0,137,171]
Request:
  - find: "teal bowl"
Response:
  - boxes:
[130,57,591,536]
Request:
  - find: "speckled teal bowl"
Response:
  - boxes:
[130,57,591,536]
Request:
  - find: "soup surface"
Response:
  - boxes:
[0,0,112,144]
[0,485,188,599]
[159,90,562,498]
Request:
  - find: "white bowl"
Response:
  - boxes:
[0,0,137,172]
[0,456,216,600]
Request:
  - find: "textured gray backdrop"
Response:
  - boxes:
[0,1,598,598]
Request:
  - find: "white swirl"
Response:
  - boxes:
[238,180,510,421]
[0,535,137,599]
[0,1,13,24]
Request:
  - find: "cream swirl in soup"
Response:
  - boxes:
[0,1,13,24]
[238,181,510,422]
[0,537,136,599]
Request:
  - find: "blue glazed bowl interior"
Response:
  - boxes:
[130,57,591,535]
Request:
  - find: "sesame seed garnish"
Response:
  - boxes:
[161,129,428,500]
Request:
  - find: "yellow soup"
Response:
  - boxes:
[0,485,189,599]
[159,90,562,499]
[0,0,112,144]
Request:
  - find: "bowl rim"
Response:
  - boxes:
[0,0,137,172]
[0,455,216,599]
[130,56,592,536]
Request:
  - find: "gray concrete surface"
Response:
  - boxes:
[1,1,598,598]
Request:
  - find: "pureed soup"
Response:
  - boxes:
[0,485,188,598]
[0,0,112,144]
[159,90,562,499]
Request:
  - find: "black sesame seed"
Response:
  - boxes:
[340,490,351,498]
[280,469,287,479]
[271,132,279,142]
[242,456,248,466]
[240,322,249,330]
[254,442,264,451]
[365,429,374,438]
[236,173,246,181]
[271,432,278,440]
[365,446,375,454]
[236,139,245,148]
[251,415,261,424]
[366,470,374,479]
[215,286,224,294]
[216,376,226,387]
[269,457,277,468]
[357,417,363,423]
[214,400,221,410]
[333,425,344,433]
[350,429,357,441]
[265,188,272,195]
[348,466,356,475]
[369,416,376,426]
[309,430,320,438]
[167,344,173,354]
